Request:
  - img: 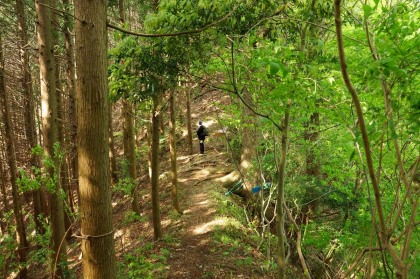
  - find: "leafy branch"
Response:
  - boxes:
[107,8,237,38]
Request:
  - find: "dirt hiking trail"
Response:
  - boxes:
[161,91,268,278]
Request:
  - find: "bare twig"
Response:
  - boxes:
[283,202,311,279]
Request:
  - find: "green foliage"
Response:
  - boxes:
[162,233,180,245]
[17,144,65,194]
[114,177,136,197]
[117,246,169,279]
[122,211,146,225]
[235,256,253,267]
[27,218,52,267]
[0,228,19,275]
[117,254,155,279]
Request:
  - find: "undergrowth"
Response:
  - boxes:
[210,185,277,276]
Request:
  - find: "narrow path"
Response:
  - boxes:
[164,91,267,278]
[167,151,228,278]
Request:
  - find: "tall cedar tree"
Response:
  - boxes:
[15,0,46,235]
[169,90,181,213]
[0,32,29,279]
[35,0,68,276]
[74,0,116,277]
[151,93,163,239]
[119,0,141,215]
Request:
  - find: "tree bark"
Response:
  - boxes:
[123,99,141,215]
[0,33,29,279]
[151,93,163,239]
[0,154,8,234]
[109,105,118,185]
[62,0,78,209]
[35,0,68,276]
[169,90,181,214]
[52,0,73,239]
[74,0,116,277]
[276,100,291,279]
[15,0,46,235]
[186,88,193,155]
[119,0,140,215]
[302,109,320,223]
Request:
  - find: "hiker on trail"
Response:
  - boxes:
[196,121,208,154]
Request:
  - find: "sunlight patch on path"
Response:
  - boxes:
[192,218,228,235]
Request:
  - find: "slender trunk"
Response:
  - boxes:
[363,18,417,270]
[284,203,311,279]
[123,100,141,214]
[118,0,125,23]
[334,1,407,277]
[52,0,72,238]
[15,0,46,235]
[302,110,320,223]
[239,90,257,200]
[0,156,8,234]
[74,0,116,277]
[276,100,291,279]
[119,0,140,214]
[0,34,29,279]
[169,90,181,214]
[151,93,163,239]
[186,88,193,155]
[35,0,68,276]
[334,0,385,239]
[147,116,153,179]
[109,104,118,185]
[62,0,78,209]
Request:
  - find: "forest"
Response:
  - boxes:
[0,0,418,278]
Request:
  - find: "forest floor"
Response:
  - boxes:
[30,90,274,278]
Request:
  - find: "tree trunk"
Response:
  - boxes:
[0,34,29,279]
[119,0,140,215]
[118,0,125,23]
[151,93,163,239]
[0,155,8,234]
[169,90,181,214]
[15,0,46,235]
[123,99,141,215]
[147,119,153,179]
[109,104,118,185]
[302,110,320,223]
[186,88,193,155]
[35,0,68,276]
[74,0,116,277]
[238,90,256,201]
[62,0,78,210]
[52,0,73,239]
[334,1,400,277]
[276,100,291,279]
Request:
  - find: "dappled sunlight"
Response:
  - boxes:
[192,217,229,235]
[196,169,211,177]
[182,208,192,214]
[196,199,210,206]
[215,170,241,183]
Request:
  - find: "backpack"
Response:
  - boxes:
[203,126,209,136]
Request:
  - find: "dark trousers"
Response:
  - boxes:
[199,140,205,154]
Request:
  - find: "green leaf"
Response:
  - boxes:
[278,63,290,77]
[363,5,374,18]
[269,61,280,75]
[349,150,356,162]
